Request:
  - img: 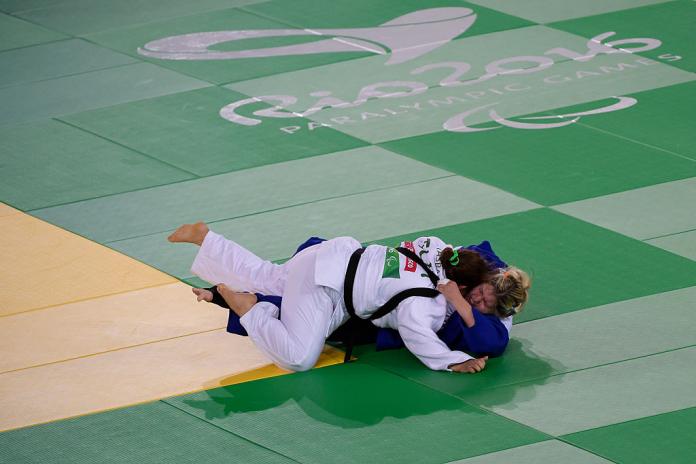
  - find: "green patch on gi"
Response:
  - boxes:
[382,247,401,279]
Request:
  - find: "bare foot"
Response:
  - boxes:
[167,222,209,245]
[217,284,257,317]
[192,287,213,302]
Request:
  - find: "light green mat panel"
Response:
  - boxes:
[357,286,696,399]
[32,146,452,242]
[551,0,695,72]
[0,120,194,211]
[450,440,612,464]
[164,363,547,464]
[0,401,294,464]
[647,230,696,261]
[106,177,537,280]
[0,12,65,51]
[562,407,696,464]
[555,177,696,240]
[465,346,696,435]
[0,63,209,126]
[63,86,368,176]
[11,0,266,36]
[0,39,135,88]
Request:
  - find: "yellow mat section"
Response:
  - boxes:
[0,206,345,432]
[0,211,176,315]
[215,345,347,386]
[0,203,20,218]
[0,282,229,373]
[0,329,345,432]
[0,330,272,431]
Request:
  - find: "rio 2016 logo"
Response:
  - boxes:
[138,7,681,135]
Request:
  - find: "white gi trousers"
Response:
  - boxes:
[191,231,347,372]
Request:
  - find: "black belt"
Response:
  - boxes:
[342,246,440,363]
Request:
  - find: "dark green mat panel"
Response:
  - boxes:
[562,407,696,464]
[63,86,368,177]
[0,401,294,464]
[86,8,373,85]
[165,363,547,464]
[0,120,194,211]
[243,0,534,37]
[382,90,696,205]
[354,340,560,400]
[372,208,696,322]
[579,81,696,162]
[0,12,65,51]
[12,0,264,36]
[550,0,695,72]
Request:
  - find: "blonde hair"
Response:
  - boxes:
[489,266,531,317]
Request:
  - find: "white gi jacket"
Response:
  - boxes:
[315,236,474,371]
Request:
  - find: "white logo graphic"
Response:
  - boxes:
[138,8,675,135]
[444,96,638,132]
[138,8,477,65]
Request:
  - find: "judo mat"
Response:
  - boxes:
[1,0,695,462]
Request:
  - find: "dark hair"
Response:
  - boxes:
[439,248,489,292]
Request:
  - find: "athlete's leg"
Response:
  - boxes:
[237,246,334,372]
[189,230,286,295]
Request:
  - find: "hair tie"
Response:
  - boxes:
[449,249,459,266]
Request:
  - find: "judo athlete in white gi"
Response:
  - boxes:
[169,222,494,373]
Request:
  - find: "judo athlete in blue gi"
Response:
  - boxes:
[168,223,530,373]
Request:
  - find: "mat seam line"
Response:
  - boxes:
[0,327,227,376]
[360,362,621,463]
[643,226,696,241]
[103,173,458,244]
[0,36,72,54]
[559,405,696,438]
[0,60,139,90]
[54,118,202,177]
[577,120,696,163]
[160,399,304,463]
[0,280,180,318]
[446,343,696,398]
[539,0,683,26]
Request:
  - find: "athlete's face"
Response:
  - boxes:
[466,283,497,314]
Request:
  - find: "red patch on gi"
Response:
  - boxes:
[403,241,417,272]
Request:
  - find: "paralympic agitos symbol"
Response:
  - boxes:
[138,8,477,65]
[138,8,669,134]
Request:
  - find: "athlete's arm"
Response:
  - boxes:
[396,298,474,371]
[437,280,475,328]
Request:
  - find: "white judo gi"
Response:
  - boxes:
[191,232,475,372]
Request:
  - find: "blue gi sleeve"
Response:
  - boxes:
[464,240,507,270]
[437,310,509,357]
